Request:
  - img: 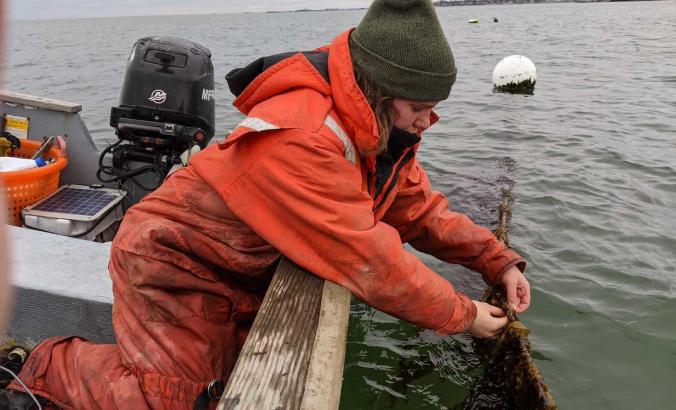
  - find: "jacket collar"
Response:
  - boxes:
[328,30,381,162]
[222,29,440,170]
[329,31,441,170]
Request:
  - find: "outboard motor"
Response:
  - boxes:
[98,36,215,194]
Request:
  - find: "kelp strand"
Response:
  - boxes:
[463,186,556,409]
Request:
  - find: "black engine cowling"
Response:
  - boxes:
[110,36,215,149]
[99,37,216,194]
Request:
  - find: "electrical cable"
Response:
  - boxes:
[0,365,42,410]
[97,140,160,185]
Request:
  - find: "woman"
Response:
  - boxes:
[9,0,530,408]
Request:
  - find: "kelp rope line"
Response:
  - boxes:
[465,188,557,409]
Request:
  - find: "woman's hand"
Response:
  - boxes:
[500,265,531,314]
[466,300,508,339]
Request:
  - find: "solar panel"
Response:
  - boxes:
[33,187,118,216]
[24,185,125,224]
[22,185,126,238]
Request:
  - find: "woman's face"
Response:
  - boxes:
[391,99,438,133]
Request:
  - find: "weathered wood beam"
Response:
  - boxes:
[218,257,350,410]
[0,90,82,113]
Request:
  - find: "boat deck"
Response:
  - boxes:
[3,226,114,345]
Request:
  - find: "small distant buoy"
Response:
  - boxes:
[468,19,479,24]
[494,17,499,23]
[492,55,537,95]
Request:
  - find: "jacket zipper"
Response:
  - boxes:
[373,148,415,211]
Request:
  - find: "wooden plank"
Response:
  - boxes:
[300,281,351,410]
[0,89,82,113]
[218,257,326,409]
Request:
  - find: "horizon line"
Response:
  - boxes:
[8,7,368,23]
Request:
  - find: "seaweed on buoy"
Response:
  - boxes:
[492,55,537,95]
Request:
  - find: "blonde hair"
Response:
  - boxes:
[353,65,395,156]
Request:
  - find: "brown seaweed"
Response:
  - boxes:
[463,186,556,409]
[493,79,536,95]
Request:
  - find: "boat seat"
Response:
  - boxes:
[3,226,114,345]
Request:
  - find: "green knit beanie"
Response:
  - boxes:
[350,0,457,101]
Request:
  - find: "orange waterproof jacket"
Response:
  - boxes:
[184,29,525,333]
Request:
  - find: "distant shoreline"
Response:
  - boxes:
[260,0,661,14]
[263,8,366,14]
[265,0,662,14]
[11,0,664,22]
[434,0,659,6]
[263,0,661,14]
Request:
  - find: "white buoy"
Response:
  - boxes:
[492,55,537,94]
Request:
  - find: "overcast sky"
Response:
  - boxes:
[8,0,374,21]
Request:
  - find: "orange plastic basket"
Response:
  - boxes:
[0,139,68,226]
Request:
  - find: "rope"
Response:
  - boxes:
[464,185,557,409]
